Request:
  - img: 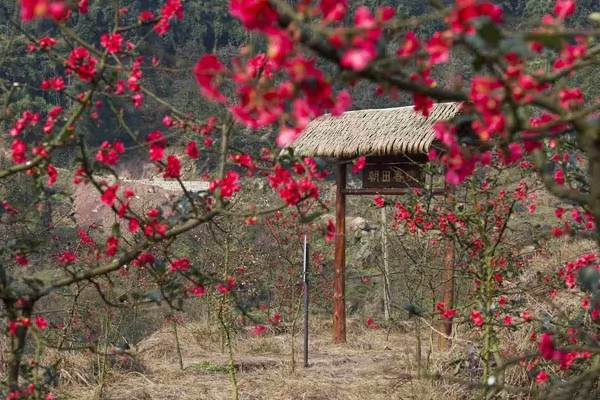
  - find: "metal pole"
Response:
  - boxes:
[381,205,392,321]
[333,162,347,343]
[303,235,310,368]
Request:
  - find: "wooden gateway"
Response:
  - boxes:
[291,102,464,345]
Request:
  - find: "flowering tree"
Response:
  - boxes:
[254,206,334,317]
[2,1,336,397]
[4,0,600,398]
[387,162,542,382]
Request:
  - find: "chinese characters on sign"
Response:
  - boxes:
[362,155,426,189]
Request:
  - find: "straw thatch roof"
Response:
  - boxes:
[291,102,462,158]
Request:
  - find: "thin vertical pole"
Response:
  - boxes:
[438,183,456,350]
[333,162,347,344]
[303,235,310,368]
[381,205,391,321]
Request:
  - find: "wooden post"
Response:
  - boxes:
[438,183,455,350]
[333,162,347,344]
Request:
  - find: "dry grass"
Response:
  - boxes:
[50,319,473,400]
[44,234,599,399]
[291,102,462,157]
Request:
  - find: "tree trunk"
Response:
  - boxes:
[6,301,32,389]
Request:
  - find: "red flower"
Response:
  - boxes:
[332,90,352,116]
[535,370,548,383]
[189,285,206,296]
[352,157,366,173]
[229,0,278,31]
[230,153,254,171]
[520,310,532,322]
[397,31,420,57]
[105,236,119,256]
[11,139,27,164]
[186,141,199,159]
[554,0,575,18]
[325,219,335,241]
[470,310,484,326]
[366,317,378,329]
[41,77,65,91]
[8,321,18,336]
[163,155,181,178]
[138,10,154,22]
[35,316,48,330]
[38,36,58,48]
[132,93,143,108]
[47,164,58,185]
[153,18,170,35]
[169,257,191,272]
[216,276,235,294]
[58,251,76,265]
[426,32,450,65]
[100,32,123,54]
[20,0,67,21]
[101,184,119,206]
[447,1,503,34]
[320,0,347,22]
[161,0,184,20]
[252,325,266,336]
[269,314,282,326]
[276,127,302,148]
[16,254,28,266]
[374,195,385,208]
[193,54,226,102]
[143,220,169,237]
[65,47,98,82]
[96,141,125,165]
[147,130,167,161]
[78,0,88,13]
[210,171,241,199]
[539,332,556,360]
[341,46,376,72]
[128,218,139,233]
[147,208,160,218]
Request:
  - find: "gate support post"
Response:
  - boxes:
[333,162,347,344]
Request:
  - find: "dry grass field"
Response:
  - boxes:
[44,236,600,400]
[51,319,471,400]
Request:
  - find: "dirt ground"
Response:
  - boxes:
[54,321,467,400]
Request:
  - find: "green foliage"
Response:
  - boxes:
[185,360,231,373]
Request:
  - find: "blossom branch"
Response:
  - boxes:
[271,0,468,102]
[532,148,589,207]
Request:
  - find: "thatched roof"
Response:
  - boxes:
[291,102,462,158]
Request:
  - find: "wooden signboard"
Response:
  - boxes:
[362,155,426,189]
